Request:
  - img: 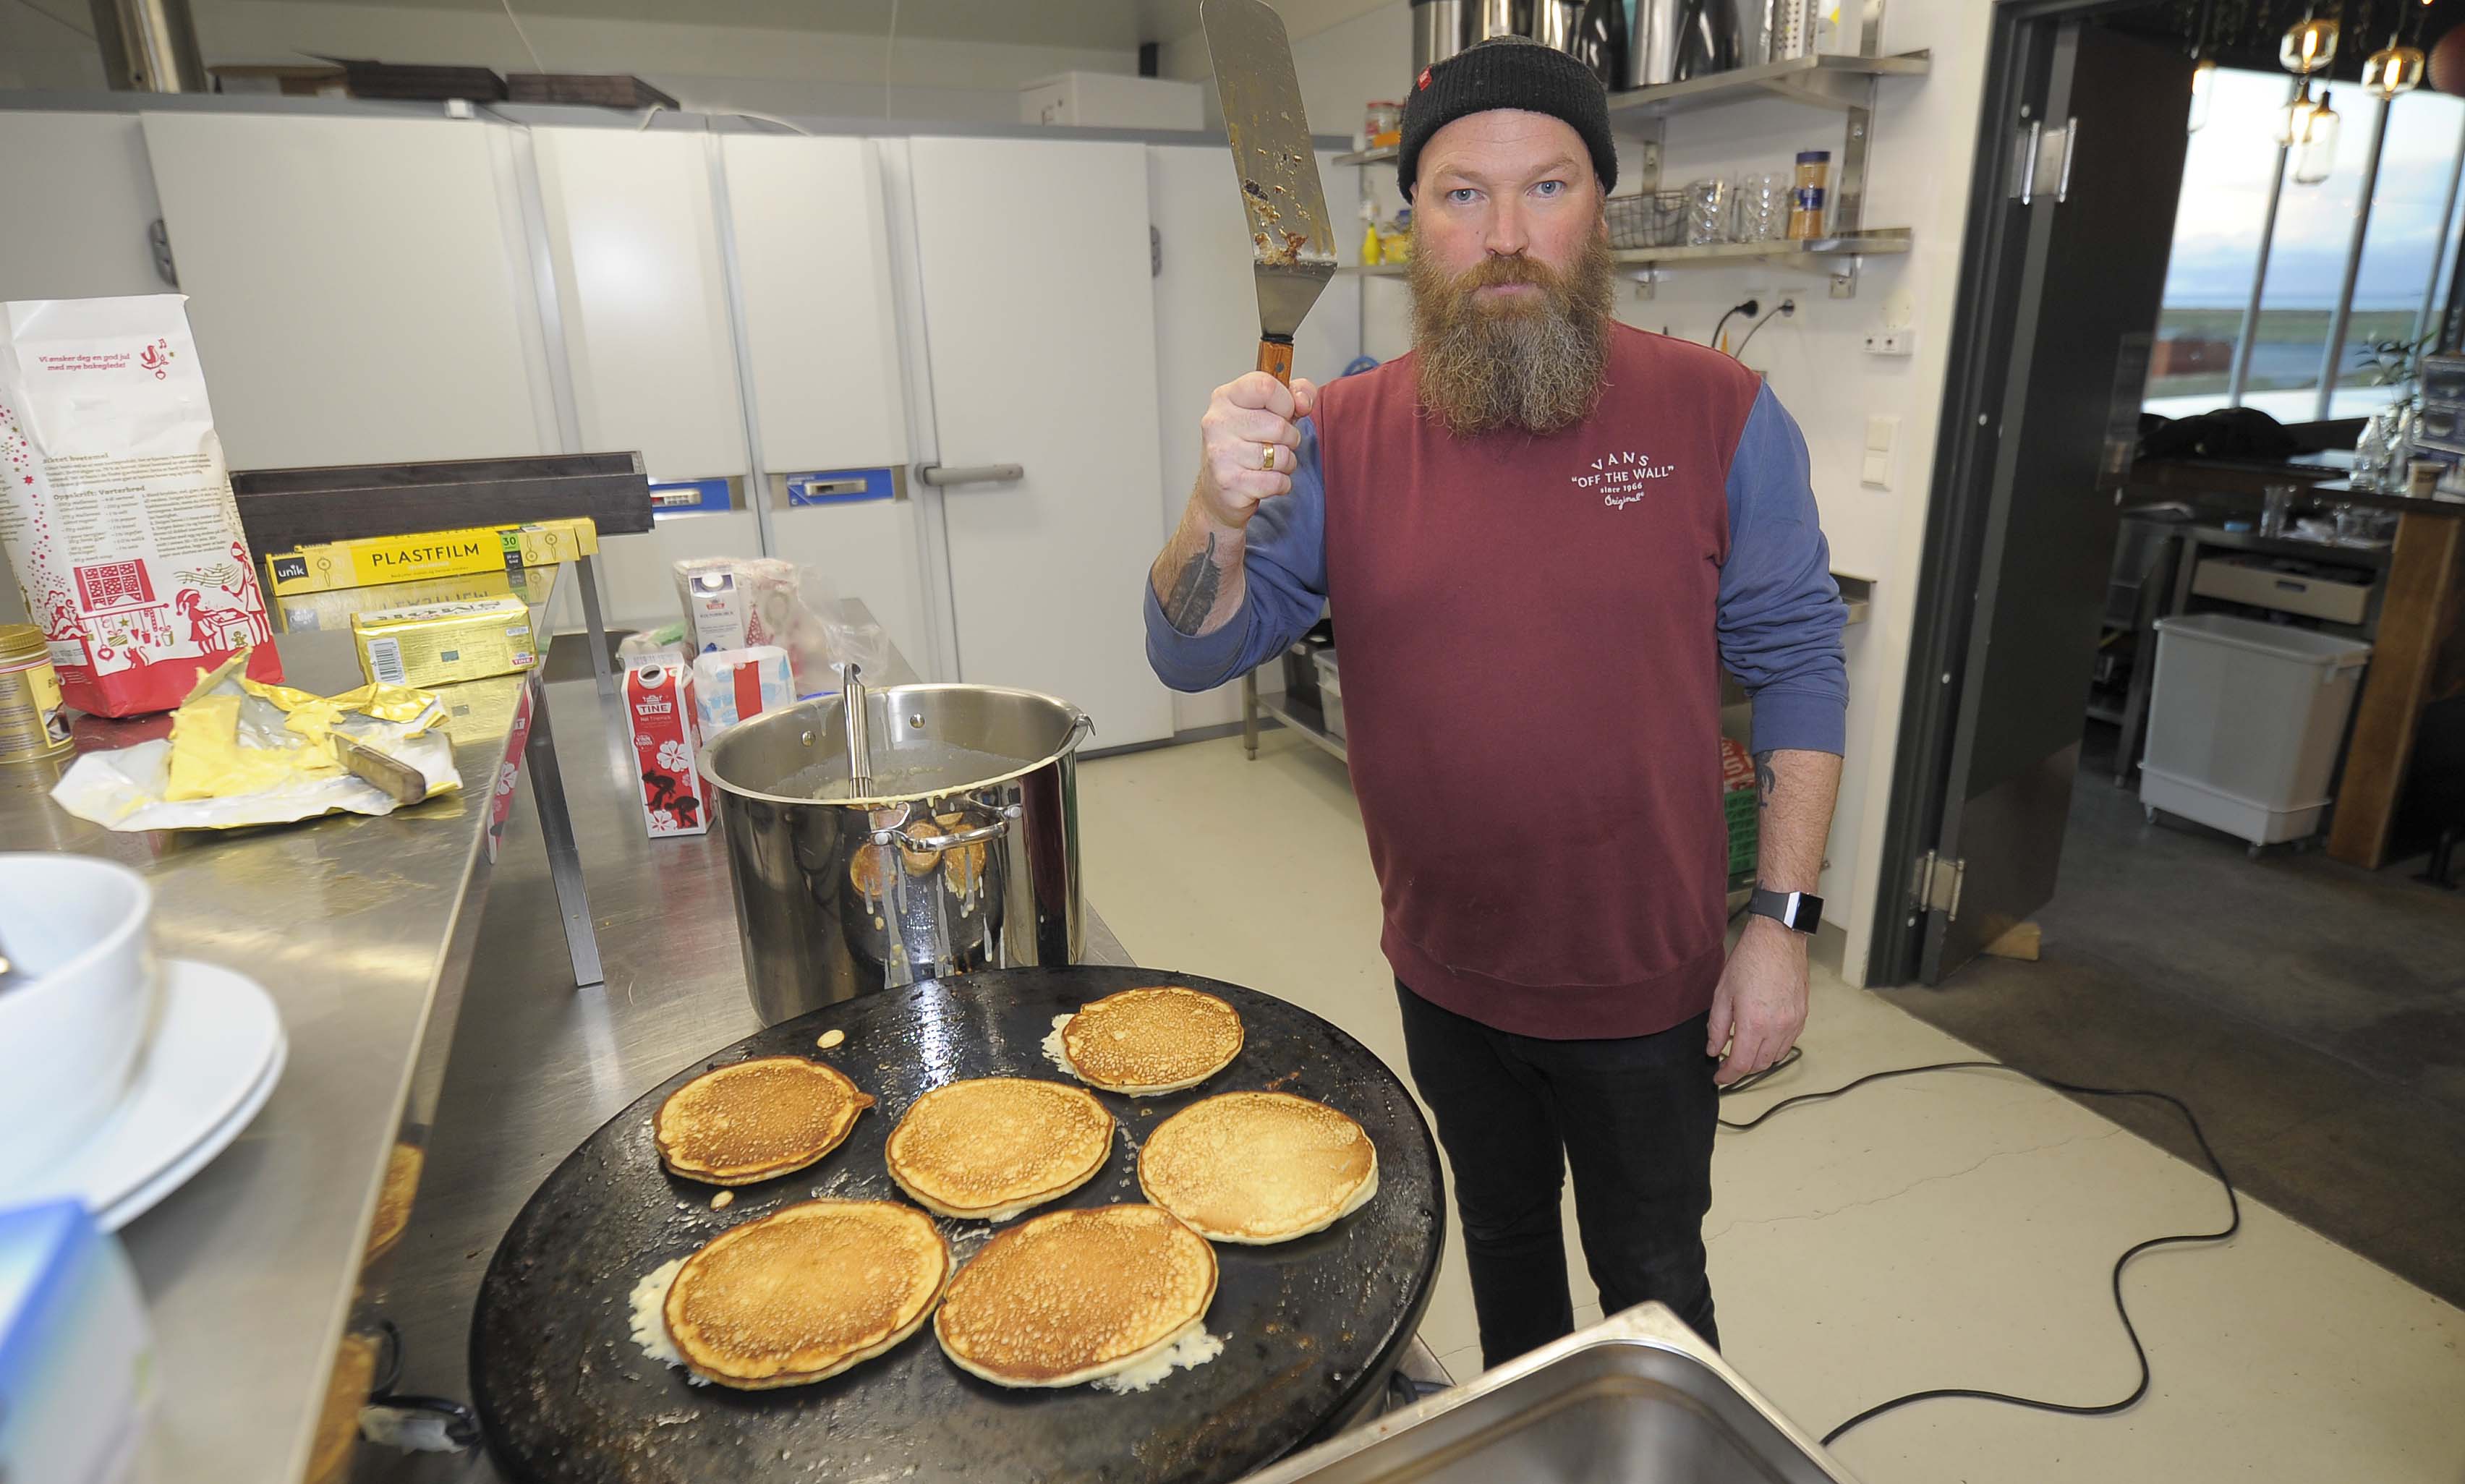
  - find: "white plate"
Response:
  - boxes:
[99,1024,286,1232]
[0,958,284,1226]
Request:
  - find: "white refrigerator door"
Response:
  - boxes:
[140,113,555,470]
[529,127,748,482]
[906,136,1173,746]
[719,135,929,667]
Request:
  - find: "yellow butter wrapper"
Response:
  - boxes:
[264,519,597,597]
[351,595,537,688]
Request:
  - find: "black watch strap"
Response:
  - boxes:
[1747,887,1822,934]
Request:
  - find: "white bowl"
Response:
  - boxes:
[0,853,158,1192]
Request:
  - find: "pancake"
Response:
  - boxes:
[884,1078,1113,1221]
[1058,986,1244,1095]
[1138,1091,1379,1244]
[933,1203,1217,1388]
[654,1056,874,1187]
[664,1199,949,1389]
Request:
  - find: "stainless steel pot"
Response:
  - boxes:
[698,683,1092,1025]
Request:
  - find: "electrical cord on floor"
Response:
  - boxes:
[1716,1053,2242,1449]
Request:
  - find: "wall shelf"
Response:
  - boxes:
[1339,227,1910,295]
[1606,51,1930,124]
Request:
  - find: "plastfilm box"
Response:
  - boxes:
[263,518,597,597]
[350,594,537,688]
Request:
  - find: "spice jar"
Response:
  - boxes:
[1789,149,1831,239]
[0,624,74,764]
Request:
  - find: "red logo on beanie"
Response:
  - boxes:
[1417,67,1432,90]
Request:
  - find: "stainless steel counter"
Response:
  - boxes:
[0,630,539,1484]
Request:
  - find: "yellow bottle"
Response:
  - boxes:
[1359,202,1381,266]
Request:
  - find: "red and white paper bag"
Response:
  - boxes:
[0,295,280,715]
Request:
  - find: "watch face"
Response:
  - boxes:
[1787,893,1824,930]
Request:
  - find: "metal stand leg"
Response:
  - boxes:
[1242,668,1259,761]
[522,675,605,988]
[576,553,616,698]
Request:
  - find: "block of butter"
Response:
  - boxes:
[351,595,537,688]
[265,518,598,597]
[273,563,557,636]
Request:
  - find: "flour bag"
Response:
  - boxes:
[0,296,280,715]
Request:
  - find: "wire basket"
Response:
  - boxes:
[1606,191,1687,250]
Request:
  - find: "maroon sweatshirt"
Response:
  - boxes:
[1311,328,1765,1038]
[1144,325,1847,1039]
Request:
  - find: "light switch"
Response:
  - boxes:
[1865,415,1897,453]
[1860,451,1891,489]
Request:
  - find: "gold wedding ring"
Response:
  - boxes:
[1259,443,1278,472]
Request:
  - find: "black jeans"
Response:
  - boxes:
[1395,981,1719,1370]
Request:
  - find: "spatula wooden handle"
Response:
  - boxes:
[1256,336,1295,385]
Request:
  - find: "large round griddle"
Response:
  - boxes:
[469,965,1444,1484]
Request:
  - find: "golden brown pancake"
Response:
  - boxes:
[933,1203,1217,1387]
[664,1199,949,1389]
[885,1078,1113,1221]
[1138,1091,1379,1244]
[654,1056,874,1187]
[1058,986,1244,1095]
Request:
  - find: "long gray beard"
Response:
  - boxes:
[1407,231,1616,438]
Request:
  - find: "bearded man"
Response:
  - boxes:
[1141,37,1847,1368]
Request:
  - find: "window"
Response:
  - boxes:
[2148,70,2296,411]
[2330,92,2465,416]
[2145,69,2465,422]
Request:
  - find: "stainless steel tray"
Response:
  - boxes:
[1239,1305,1858,1484]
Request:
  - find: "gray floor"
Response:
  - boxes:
[1880,725,2465,1308]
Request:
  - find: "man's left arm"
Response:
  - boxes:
[1709,384,1849,1086]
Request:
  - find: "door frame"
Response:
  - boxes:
[1865,0,2173,984]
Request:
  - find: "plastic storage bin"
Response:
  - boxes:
[2138,613,2371,848]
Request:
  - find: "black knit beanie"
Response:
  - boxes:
[1397,36,1617,204]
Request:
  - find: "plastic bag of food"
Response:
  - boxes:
[0,295,281,715]
[671,557,841,694]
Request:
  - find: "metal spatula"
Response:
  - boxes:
[1203,0,1337,387]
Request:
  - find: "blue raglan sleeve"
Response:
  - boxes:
[1719,385,1849,756]
[1142,417,1329,693]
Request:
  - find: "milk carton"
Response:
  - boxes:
[623,662,710,837]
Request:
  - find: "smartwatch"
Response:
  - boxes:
[1747,887,1822,934]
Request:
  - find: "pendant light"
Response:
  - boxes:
[2281,10,2341,74]
[2361,0,2427,99]
[2277,77,2319,145]
[2293,89,2342,184]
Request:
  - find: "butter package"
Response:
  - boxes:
[350,595,537,688]
[690,644,793,738]
[264,519,597,597]
[273,564,555,635]
[0,1201,153,1484]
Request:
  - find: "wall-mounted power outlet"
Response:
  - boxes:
[1862,328,1916,357]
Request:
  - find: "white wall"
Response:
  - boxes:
[1170,0,1997,981]
[187,0,1138,124]
[0,1,103,90]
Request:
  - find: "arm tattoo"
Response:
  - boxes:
[1753,749,1778,812]
[1162,531,1222,636]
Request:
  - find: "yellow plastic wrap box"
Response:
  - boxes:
[264,519,597,597]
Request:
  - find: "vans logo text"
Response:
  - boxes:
[1568,448,1677,508]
